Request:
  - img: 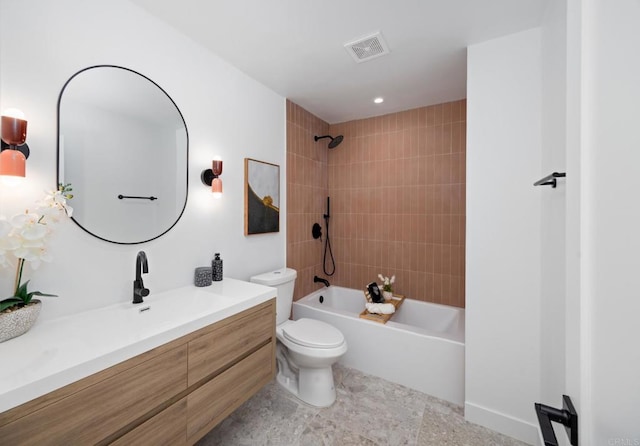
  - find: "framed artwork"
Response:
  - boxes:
[244,158,280,235]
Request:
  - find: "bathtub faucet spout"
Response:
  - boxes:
[314,276,330,287]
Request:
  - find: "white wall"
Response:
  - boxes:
[466,28,542,444]
[563,0,585,443]
[0,0,286,320]
[469,1,640,443]
[539,0,567,416]
[581,0,640,442]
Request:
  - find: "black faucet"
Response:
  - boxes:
[314,276,330,287]
[133,251,150,304]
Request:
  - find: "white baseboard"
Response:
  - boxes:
[464,401,541,445]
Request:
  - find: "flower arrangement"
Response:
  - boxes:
[378,274,395,294]
[0,184,73,312]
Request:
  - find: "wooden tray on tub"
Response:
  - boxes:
[359,294,405,324]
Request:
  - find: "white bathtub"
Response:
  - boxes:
[293,286,465,405]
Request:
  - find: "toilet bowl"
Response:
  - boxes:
[276,318,347,407]
[250,268,347,407]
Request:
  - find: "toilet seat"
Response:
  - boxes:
[282,318,345,349]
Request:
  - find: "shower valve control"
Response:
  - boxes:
[312,223,322,240]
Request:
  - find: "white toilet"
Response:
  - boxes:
[250,268,347,407]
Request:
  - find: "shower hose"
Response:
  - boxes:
[323,213,336,276]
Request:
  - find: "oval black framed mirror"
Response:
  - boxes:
[57,65,189,244]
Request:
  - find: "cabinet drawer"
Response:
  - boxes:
[111,397,187,446]
[0,344,188,445]
[188,301,274,385]
[186,342,274,443]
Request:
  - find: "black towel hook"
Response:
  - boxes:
[534,172,566,188]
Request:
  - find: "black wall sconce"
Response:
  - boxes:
[201,159,223,198]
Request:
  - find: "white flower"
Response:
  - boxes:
[35,190,73,221]
[13,245,51,269]
[11,213,49,240]
[0,219,19,268]
[0,188,72,272]
[378,273,395,292]
[1,187,72,306]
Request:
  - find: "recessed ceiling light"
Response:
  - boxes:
[374,97,384,104]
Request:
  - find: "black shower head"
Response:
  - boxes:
[314,134,344,149]
[328,135,343,149]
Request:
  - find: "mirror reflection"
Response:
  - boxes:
[57,66,188,244]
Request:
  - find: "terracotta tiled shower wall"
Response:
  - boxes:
[286,100,330,300]
[327,100,466,307]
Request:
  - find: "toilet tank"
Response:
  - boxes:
[250,268,297,325]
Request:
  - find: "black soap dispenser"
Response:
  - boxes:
[212,253,223,281]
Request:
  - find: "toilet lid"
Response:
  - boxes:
[283,318,345,349]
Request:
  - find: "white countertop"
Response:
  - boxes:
[0,278,276,413]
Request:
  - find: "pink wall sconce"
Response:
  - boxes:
[0,109,31,180]
[201,159,223,198]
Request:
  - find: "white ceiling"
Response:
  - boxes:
[131,0,548,124]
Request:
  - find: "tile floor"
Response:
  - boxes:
[197,364,529,446]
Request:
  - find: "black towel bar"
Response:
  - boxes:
[117,195,158,201]
[534,172,566,188]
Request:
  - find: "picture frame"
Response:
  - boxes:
[244,158,280,235]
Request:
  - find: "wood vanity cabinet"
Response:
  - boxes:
[0,299,276,445]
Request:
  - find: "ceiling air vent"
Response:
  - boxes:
[344,31,390,63]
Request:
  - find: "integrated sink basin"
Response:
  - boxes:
[121,288,236,329]
[0,278,276,413]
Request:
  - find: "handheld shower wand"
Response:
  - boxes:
[323,196,335,276]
